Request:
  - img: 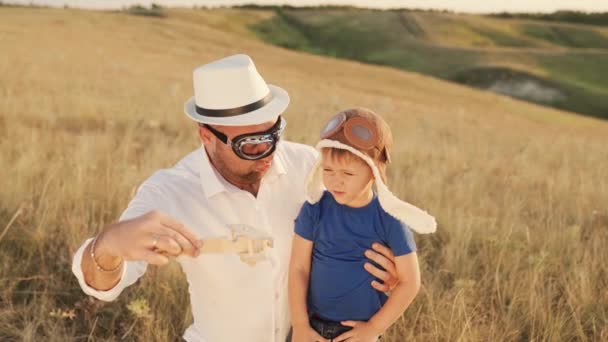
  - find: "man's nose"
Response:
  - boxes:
[250,144,267,154]
[259,150,274,162]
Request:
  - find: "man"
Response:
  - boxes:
[72,54,399,342]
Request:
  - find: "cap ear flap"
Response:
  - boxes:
[382,147,391,164]
[377,163,388,184]
[305,155,325,203]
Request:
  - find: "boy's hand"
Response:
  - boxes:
[292,324,329,342]
[334,321,381,342]
[364,242,398,293]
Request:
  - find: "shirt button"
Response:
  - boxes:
[275,292,279,300]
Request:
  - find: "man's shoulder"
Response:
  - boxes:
[279,140,317,157]
[140,148,202,190]
[277,140,318,171]
[276,141,318,177]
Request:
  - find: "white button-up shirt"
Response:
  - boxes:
[72,141,317,342]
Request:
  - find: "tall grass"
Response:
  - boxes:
[1,6,607,341]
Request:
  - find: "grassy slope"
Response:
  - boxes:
[1,6,607,341]
[251,8,608,119]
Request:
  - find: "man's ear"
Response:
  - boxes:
[198,124,213,144]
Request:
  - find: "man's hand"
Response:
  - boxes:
[94,210,202,266]
[292,324,329,342]
[334,321,381,342]
[363,243,398,293]
[82,210,202,291]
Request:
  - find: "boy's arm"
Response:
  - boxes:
[288,234,314,329]
[337,252,421,340]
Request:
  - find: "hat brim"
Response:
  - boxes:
[184,84,289,126]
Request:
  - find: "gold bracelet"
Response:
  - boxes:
[90,235,123,273]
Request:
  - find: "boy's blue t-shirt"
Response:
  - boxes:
[294,191,416,322]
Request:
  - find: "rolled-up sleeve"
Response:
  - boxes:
[71,238,148,302]
[71,177,166,301]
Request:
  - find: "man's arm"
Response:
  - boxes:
[364,242,400,292]
[81,232,124,291]
[336,252,421,341]
[72,211,201,301]
[72,235,144,302]
[367,252,421,332]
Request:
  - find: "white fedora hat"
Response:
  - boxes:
[184,54,289,126]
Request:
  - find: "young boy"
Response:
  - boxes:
[289,108,436,342]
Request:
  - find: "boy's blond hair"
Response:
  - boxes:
[321,147,388,184]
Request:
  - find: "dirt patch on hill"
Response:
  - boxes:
[450,66,566,104]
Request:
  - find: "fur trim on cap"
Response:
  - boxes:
[305,139,437,234]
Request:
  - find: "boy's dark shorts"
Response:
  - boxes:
[309,314,353,340]
[285,314,353,341]
[285,314,383,342]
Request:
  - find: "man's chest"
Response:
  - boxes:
[164,177,306,276]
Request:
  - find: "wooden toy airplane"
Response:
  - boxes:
[198,224,274,266]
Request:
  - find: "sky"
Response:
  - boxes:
[6,0,608,14]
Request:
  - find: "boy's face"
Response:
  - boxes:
[321,151,374,207]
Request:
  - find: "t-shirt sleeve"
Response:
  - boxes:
[382,215,417,257]
[294,201,319,241]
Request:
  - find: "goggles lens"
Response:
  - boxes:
[320,112,346,139]
[320,113,376,150]
[241,141,273,155]
[351,124,372,141]
[232,117,286,160]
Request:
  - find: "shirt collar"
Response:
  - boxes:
[198,146,228,198]
[265,147,287,182]
[198,145,287,199]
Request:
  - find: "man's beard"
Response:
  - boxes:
[238,169,265,183]
[214,156,266,185]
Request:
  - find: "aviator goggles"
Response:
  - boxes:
[320,111,390,163]
[203,116,286,161]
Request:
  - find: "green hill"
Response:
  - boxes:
[489,11,608,27]
[251,8,608,119]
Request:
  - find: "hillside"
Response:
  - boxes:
[251,8,608,119]
[1,6,607,341]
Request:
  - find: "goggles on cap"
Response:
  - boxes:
[320,112,378,149]
[203,116,286,161]
[320,111,390,163]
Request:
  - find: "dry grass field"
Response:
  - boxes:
[1,6,607,341]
